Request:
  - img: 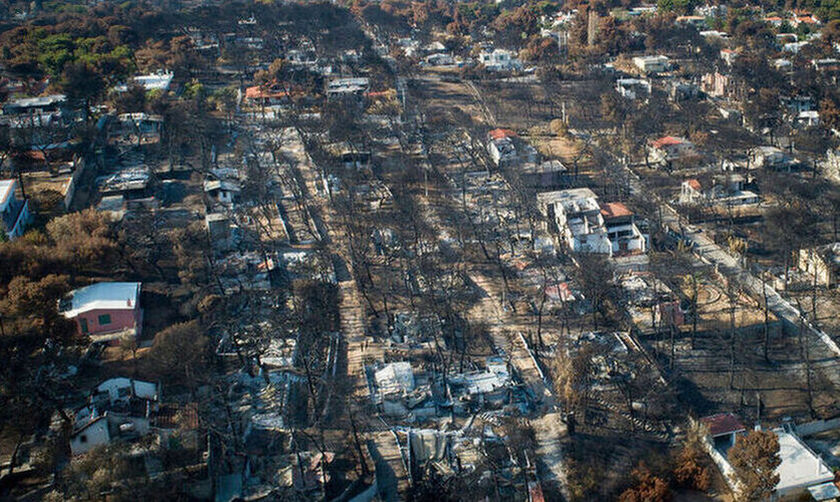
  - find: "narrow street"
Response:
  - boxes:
[617,158,840,367]
[414,165,570,496]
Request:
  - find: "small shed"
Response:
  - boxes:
[700,413,746,451]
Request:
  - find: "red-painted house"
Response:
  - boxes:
[59,282,142,342]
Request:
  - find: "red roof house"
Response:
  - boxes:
[686,179,702,191]
[651,136,684,149]
[650,136,699,164]
[599,201,634,220]
[700,413,746,438]
[488,128,517,140]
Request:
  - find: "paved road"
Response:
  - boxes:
[613,158,840,367]
[466,265,569,493]
[632,164,840,342]
[418,187,570,496]
[364,24,570,496]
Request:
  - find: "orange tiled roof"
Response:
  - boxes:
[686,178,702,191]
[651,136,684,149]
[700,413,746,437]
[245,85,291,100]
[488,128,517,140]
[600,202,633,219]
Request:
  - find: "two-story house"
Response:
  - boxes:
[649,136,700,165]
[478,49,523,72]
[700,72,739,99]
[751,146,794,170]
[600,202,646,255]
[538,188,611,254]
[538,189,645,256]
[487,128,518,165]
[680,174,759,207]
[616,78,651,100]
[798,243,840,287]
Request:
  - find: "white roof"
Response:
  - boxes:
[634,55,669,63]
[536,160,567,172]
[203,179,241,192]
[462,371,507,394]
[616,78,650,86]
[460,358,511,394]
[6,94,66,108]
[775,429,834,494]
[0,179,15,212]
[374,362,415,396]
[133,72,173,91]
[96,377,158,401]
[538,188,600,214]
[60,282,140,318]
[326,77,369,93]
[118,112,163,122]
[113,71,173,93]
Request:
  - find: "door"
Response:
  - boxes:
[79,318,88,334]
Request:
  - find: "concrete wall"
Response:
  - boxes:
[63,161,88,211]
[795,417,840,437]
[700,434,740,495]
[689,417,740,495]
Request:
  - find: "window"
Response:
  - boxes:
[98,314,112,326]
[79,318,88,334]
[80,435,87,443]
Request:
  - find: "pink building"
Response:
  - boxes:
[59,282,142,342]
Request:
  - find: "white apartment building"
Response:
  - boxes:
[538,188,645,256]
